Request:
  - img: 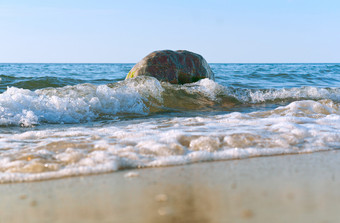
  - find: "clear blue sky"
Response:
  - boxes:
[1,0,339,63]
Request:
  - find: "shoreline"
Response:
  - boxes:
[1,151,340,223]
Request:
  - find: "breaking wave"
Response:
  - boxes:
[0,98,339,183]
[0,76,339,126]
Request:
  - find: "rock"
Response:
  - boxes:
[126,50,214,84]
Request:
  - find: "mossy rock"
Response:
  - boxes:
[126,50,214,84]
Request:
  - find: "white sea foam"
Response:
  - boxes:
[0,77,339,127]
[0,77,165,126]
[0,99,339,183]
[233,86,340,103]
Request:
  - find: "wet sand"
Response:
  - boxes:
[1,150,340,223]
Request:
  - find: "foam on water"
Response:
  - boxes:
[1,77,339,127]
[0,99,339,183]
[0,77,164,126]
[1,63,340,183]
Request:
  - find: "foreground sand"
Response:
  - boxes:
[1,150,340,223]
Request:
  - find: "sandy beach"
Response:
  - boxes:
[1,150,339,223]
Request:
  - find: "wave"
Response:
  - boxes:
[0,75,120,93]
[0,98,339,183]
[0,76,339,126]
[0,75,85,92]
[226,85,340,104]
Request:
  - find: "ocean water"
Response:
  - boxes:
[0,63,339,183]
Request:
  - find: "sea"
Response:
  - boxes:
[0,63,339,183]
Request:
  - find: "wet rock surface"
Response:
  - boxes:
[126,50,214,84]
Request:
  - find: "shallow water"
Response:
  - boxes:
[0,63,339,183]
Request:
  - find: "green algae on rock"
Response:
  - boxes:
[126,50,214,84]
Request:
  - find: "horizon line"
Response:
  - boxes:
[0,62,339,64]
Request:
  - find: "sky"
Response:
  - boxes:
[0,0,340,63]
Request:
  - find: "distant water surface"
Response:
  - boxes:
[0,63,339,183]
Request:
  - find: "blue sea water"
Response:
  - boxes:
[0,63,339,183]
